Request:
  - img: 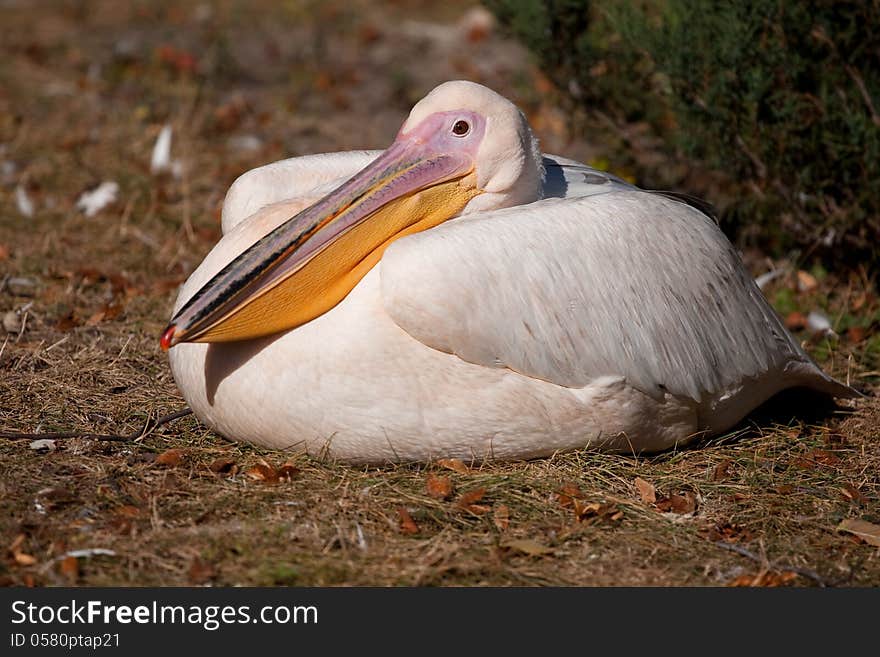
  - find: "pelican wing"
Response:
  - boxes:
[222,150,381,233]
[380,188,810,402]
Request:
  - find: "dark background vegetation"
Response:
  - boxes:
[487,0,880,271]
[0,1,877,587]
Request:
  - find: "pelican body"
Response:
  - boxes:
[164,81,856,463]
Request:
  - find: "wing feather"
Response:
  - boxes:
[380,190,808,401]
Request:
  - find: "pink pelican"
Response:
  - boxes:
[161,81,856,463]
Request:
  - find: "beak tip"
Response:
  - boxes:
[160,324,177,351]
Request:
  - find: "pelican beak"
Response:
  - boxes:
[161,128,481,349]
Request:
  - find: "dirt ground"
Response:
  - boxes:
[1,0,878,587]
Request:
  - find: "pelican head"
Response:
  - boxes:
[161,80,543,349]
[401,80,543,211]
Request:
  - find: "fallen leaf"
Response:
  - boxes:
[59,555,79,583]
[579,501,604,518]
[156,45,197,74]
[426,474,453,500]
[809,449,841,466]
[55,310,80,331]
[837,518,880,547]
[92,481,113,498]
[839,484,867,504]
[823,432,847,448]
[712,459,732,482]
[436,458,469,474]
[792,448,841,470]
[728,570,798,587]
[209,457,237,474]
[793,449,840,470]
[110,515,134,534]
[574,501,623,524]
[358,23,382,45]
[785,311,807,331]
[152,276,186,295]
[188,557,216,584]
[10,534,37,565]
[246,461,278,483]
[500,538,554,556]
[115,505,140,518]
[467,504,492,515]
[656,491,697,515]
[313,70,334,92]
[634,477,656,504]
[493,504,510,531]
[213,97,247,132]
[791,455,814,470]
[14,552,37,566]
[85,310,105,326]
[85,302,124,327]
[71,267,102,285]
[846,326,865,343]
[9,534,26,553]
[559,482,584,498]
[702,522,752,543]
[154,448,185,467]
[0,243,9,260]
[555,482,585,508]
[397,507,419,535]
[277,463,299,481]
[457,487,486,508]
[796,270,818,293]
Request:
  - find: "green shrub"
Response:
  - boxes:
[485,1,655,122]
[486,0,880,271]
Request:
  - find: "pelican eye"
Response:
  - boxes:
[451,120,470,137]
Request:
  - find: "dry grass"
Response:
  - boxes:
[1,0,878,587]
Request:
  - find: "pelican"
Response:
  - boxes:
[162,81,856,463]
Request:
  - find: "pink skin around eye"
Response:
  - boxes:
[395,110,486,159]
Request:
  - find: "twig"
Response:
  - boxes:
[714,541,830,587]
[0,408,193,442]
[39,549,117,575]
[715,540,765,564]
[777,565,830,588]
[845,64,880,127]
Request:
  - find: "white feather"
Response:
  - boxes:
[150,124,173,174]
[167,83,856,463]
[76,181,119,217]
[15,185,34,218]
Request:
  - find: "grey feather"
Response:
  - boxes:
[540,156,635,199]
